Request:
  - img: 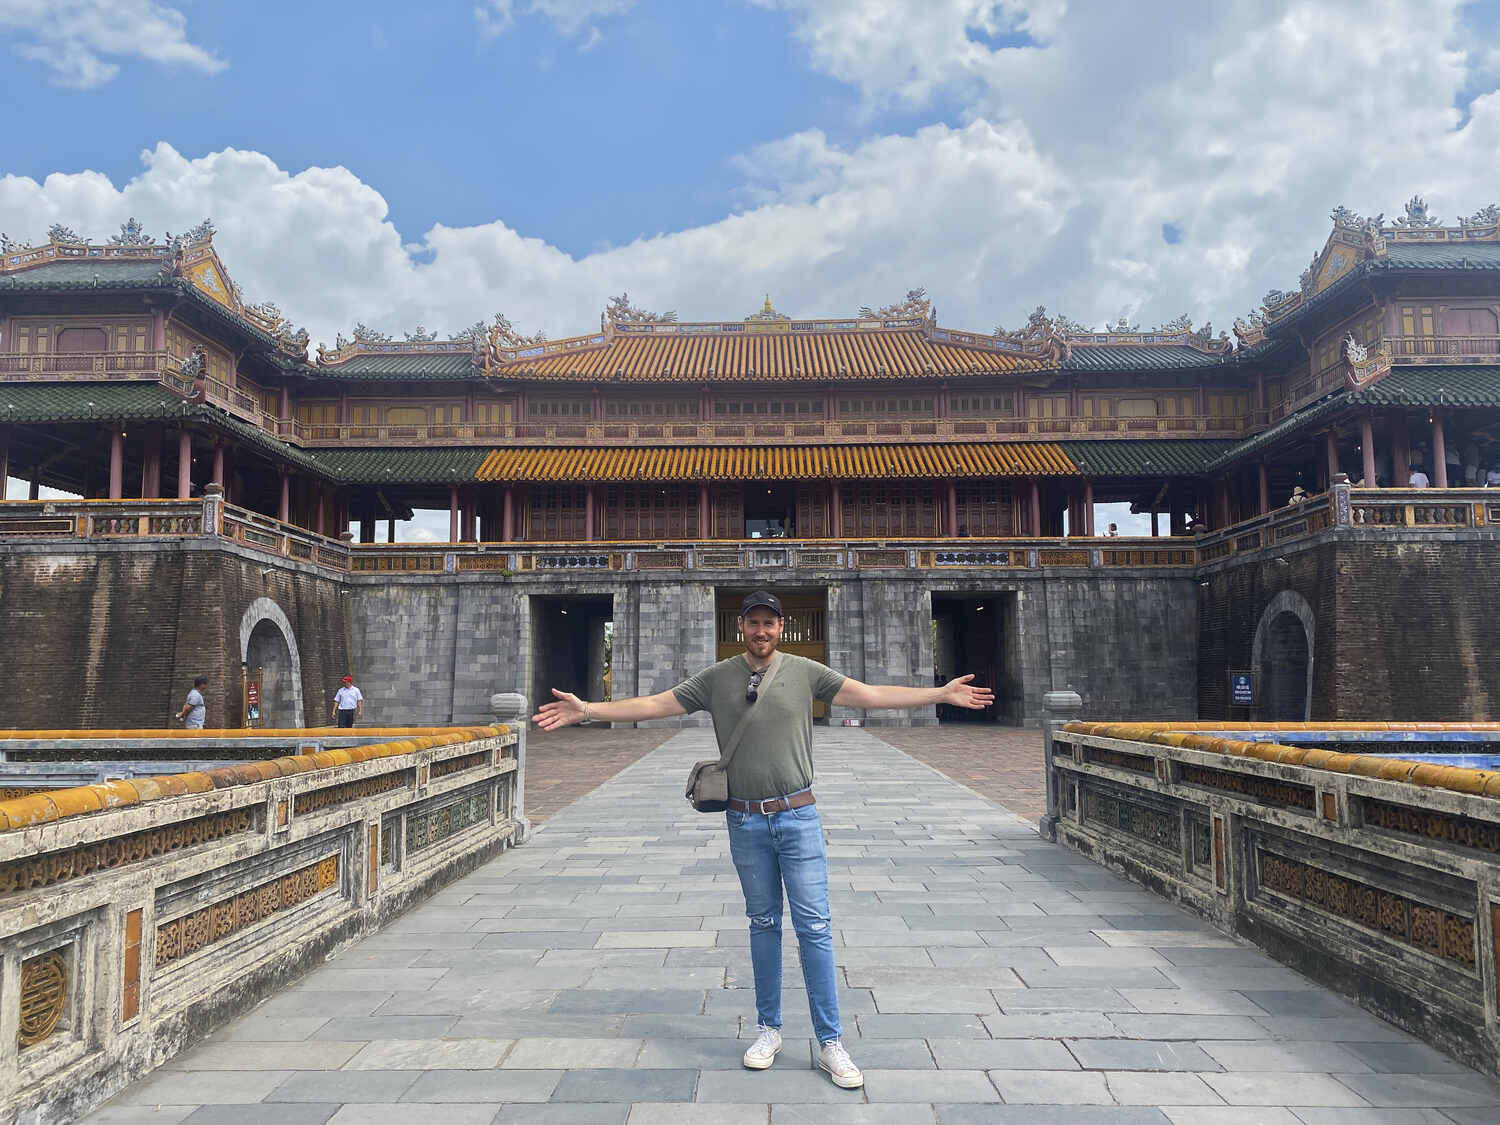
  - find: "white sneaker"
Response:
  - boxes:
[743,1024,782,1069]
[817,1039,863,1088]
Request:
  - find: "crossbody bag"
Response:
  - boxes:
[683,652,785,813]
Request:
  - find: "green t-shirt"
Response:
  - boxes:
[672,652,846,800]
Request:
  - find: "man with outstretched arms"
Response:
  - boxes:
[534,590,993,1089]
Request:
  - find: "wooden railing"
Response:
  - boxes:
[0,350,178,379]
[1386,334,1500,361]
[290,413,1250,448]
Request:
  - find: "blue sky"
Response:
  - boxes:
[2,2,969,258]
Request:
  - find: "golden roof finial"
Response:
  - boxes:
[763,292,773,313]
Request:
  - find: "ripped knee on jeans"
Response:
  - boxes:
[748,910,782,932]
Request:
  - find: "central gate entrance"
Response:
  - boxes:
[715,588,829,719]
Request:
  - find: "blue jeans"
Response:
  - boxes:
[726,795,841,1044]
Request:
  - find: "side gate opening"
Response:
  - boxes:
[530,595,613,714]
[931,592,1017,723]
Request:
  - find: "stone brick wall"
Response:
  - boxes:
[0,542,349,729]
[1197,535,1500,720]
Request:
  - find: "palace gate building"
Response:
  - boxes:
[2,199,1499,730]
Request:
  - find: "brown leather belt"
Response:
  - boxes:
[729,791,816,815]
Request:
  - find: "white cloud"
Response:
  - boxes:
[4,1,1500,355]
[474,0,635,43]
[0,0,225,88]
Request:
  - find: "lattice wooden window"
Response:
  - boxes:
[528,398,587,418]
[711,486,743,540]
[386,407,428,425]
[606,399,697,418]
[949,393,1013,416]
[1026,395,1069,419]
[840,482,939,537]
[795,484,829,539]
[526,485,587,541]
[604,484,698,541]
[837,396,933,416]
[296,402,338,425]
[954,482,1013,537]
[713,398,823,417]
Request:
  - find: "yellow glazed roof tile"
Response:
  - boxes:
[473,443,1079,482]
[492,326,1046,382]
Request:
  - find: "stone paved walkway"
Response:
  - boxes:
[84,730,1500,1125]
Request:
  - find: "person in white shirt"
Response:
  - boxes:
[1408,468,1430,488]
[175,675,208,729]
[332,675,364,727]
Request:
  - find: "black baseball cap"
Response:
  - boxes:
[739,590,783,617]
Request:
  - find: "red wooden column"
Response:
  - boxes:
[176,430,192,498]
[584,485,596,541]
[1215,479,1230,528]
[387,519,397,543]
[108,430,124,499]
[278,472,291,522]
[448,485,460,542]
[1083,480,1094,536]
[1029,480,1040,536]
[315,490,326,536]
[1432,413,1449,488]
[502,485,515,541]
[830,481,842,538]
[462,489,476,541]
[1257,461,1270,515]
[1391,413,1411,486]
[698,483,711,538]
[945,480,959,537]
[1325,429,1340,487]
[211,443,225,489]
[141,427,162,498]
[0,427,8,500]
[1360,413,1377,487]
[1149,503,1159,537]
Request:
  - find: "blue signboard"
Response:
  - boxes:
[1230,671,1255,706]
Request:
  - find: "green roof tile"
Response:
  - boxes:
[1382,242,1500,270]
[311,352,478,380]
[0,258,173,290]
[1349,364,1500,407]
[1060,439,1240,476]
[0,382,196,422]
[1066,345,1229,372]
[305,447,490,483]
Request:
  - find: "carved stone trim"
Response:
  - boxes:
[0,808,253,895]
[155,855,339,969]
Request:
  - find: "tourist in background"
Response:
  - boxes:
[332,674,364,727]
[175,676,208,729]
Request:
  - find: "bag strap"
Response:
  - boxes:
[716,652,785,768]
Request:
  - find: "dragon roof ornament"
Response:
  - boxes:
[858,288,932,321]
[603,292,678,328]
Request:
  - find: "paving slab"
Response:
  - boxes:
[79,728,1493,1124]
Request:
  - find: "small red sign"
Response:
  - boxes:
[246,681,260,705]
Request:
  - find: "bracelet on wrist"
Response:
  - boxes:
[581,703,594,723]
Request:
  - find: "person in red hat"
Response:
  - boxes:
[332,674,363,727]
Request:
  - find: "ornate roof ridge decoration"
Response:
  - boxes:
[747,293,790,322]
[487,301,1069,371]
[0,219,310,358]
[1064,312,1231,355]
[1343,333,1392,391]
[317,332,480,366]
[1264,196,1500,328]
[603,291,678,327]
[858,287,933,322]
